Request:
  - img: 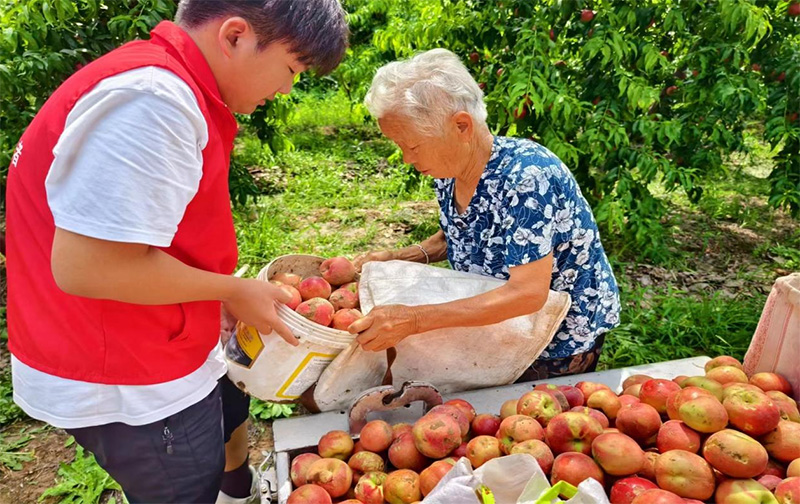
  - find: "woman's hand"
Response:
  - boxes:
[349,305,420,351]
[353,250,395,272]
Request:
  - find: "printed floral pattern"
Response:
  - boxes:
[434,136,621,359]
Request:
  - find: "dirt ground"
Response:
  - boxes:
[0,420,81,504]
[0,404,275,504]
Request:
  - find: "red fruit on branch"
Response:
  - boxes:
[512,95,533,120]
[581,9,595,23]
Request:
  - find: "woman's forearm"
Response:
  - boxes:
[393,230,448,264]
[422,230,448,263]
[411,281,549,334]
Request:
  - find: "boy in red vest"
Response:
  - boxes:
[5,1,348,503]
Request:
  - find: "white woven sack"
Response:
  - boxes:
[311,260,571,411]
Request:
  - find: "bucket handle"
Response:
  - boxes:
[347,381,443,434]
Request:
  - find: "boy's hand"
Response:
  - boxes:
[223,278,299,346]
[219,305,238,346]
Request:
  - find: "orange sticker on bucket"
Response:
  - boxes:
[224,322,264,369]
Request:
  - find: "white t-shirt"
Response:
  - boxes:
[11,66,228,428]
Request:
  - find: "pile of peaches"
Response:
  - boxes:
[287,355,799,504]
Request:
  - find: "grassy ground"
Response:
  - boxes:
[1,88,798,503]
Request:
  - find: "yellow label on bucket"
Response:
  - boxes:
[275,352,336,399]
[236,322,264,361]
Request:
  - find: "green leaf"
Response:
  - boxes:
[42,1,56,25]
[38,444,122,503]
[0,430,35,471]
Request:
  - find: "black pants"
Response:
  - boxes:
[516,334,606,383]
[66,376,250,504]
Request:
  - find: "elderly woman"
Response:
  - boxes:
[349,48,620,380]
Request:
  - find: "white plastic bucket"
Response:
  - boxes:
[225,254,357,402]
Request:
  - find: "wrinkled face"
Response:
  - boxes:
[214,19,308,114]
[378,112,472,179]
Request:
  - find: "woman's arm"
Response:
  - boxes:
[353,229,448,269]
[392,229,448,264]
[415,252,553,331]
[351,252,553,351]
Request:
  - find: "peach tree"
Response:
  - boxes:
[0,0,173,188]
[338,0,800,259]
[0,0,290,206]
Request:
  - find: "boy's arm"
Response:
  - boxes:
[52,228,299,345]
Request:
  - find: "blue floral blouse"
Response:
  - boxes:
[433,136,621,359]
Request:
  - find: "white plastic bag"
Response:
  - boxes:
[743,272,800,398]
[422,455,610,504]
[310,260,571,411]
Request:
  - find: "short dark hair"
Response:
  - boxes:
[176,0,349,75]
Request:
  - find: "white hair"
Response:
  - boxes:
[363,48,488,136]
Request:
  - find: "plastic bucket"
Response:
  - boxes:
[225,254,357,402]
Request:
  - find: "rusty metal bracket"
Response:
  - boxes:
[347,381,443,434]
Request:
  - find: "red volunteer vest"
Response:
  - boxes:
[6,22,239,385]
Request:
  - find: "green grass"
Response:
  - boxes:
[287,88,371,130]
[233,92,436,269]
[600,284,765,370]
[0,427,35,471]
[0,370,25,427]
[0,307,25,427]
[598,131,787,369]
[39,438,125,504]
[249,399,296,421]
